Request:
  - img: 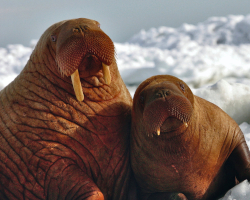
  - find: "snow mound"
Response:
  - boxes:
[128,14,250,47]
[220,180,250,200]
[117,14,250,87]
[193,79,250,124]
[0,44,32,89]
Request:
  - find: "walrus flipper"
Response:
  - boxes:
[229,140,250,182]
[44,158,104,200]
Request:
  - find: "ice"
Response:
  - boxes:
[0,44,32,88]
[220,180,250,200]
[193,80,250,125]
[117,14,250,88]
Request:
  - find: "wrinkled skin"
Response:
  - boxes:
[0,18,137,200]
[131,75,250,200]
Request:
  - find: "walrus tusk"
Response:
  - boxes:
[102,63,111,85]
[184,122,188,128]
[71,69,84,101]
[157,128,161,136]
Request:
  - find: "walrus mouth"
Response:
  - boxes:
[156,120,188,136]
[70,62,111,101]
[143,96,192,137]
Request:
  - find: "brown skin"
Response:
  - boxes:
[131,75,250,200]
[0,18,137,200]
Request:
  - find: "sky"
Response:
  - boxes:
[1,0,250,47]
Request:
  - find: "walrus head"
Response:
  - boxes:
[132,75,194,138]
[33,18,115,101]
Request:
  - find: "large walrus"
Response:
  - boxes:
[131,75,250,200]
[0,18,137,200]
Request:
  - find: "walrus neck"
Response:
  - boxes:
[156,129,192,154]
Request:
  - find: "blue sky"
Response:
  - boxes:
[1,0,250,47]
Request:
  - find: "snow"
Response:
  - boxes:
[1,14,250,199]
[219,180,250,200]
[193,80,250,125]
[0,44,33,89]
[118,14,250,88]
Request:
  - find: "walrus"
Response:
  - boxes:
[130,75,250,200]
[0,18,137,200]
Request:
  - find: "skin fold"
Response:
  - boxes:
[131,75,250,200]
[0,18,137,200]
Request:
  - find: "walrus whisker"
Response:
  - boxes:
[55,59,65,77]
[71,69,84,101]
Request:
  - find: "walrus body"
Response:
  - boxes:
[0,18,135,200]
[131,75,250,200]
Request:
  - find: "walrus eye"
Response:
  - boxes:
[51,35,57,42]
[179,83,185,92]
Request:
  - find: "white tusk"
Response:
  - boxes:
[157,128,161,136]
[102,63,111,85]
[184,122,188,128]
[71,69,84,101]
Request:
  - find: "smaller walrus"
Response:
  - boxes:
[130,75,250,200]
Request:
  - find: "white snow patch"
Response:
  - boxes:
[220,180,250,200]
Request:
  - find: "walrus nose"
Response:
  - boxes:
[156,89,171,98]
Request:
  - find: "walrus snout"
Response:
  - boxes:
[52,18,114,101]
[142,95,192,136]
[139,81,192,136]
[56,19,114,76]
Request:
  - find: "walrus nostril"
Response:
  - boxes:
[73,28,81,33]
[156,92,163,98]
[165,90,170,96]
[73,25,89,33]
[156,90,171,98]
[79,25,89,32]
